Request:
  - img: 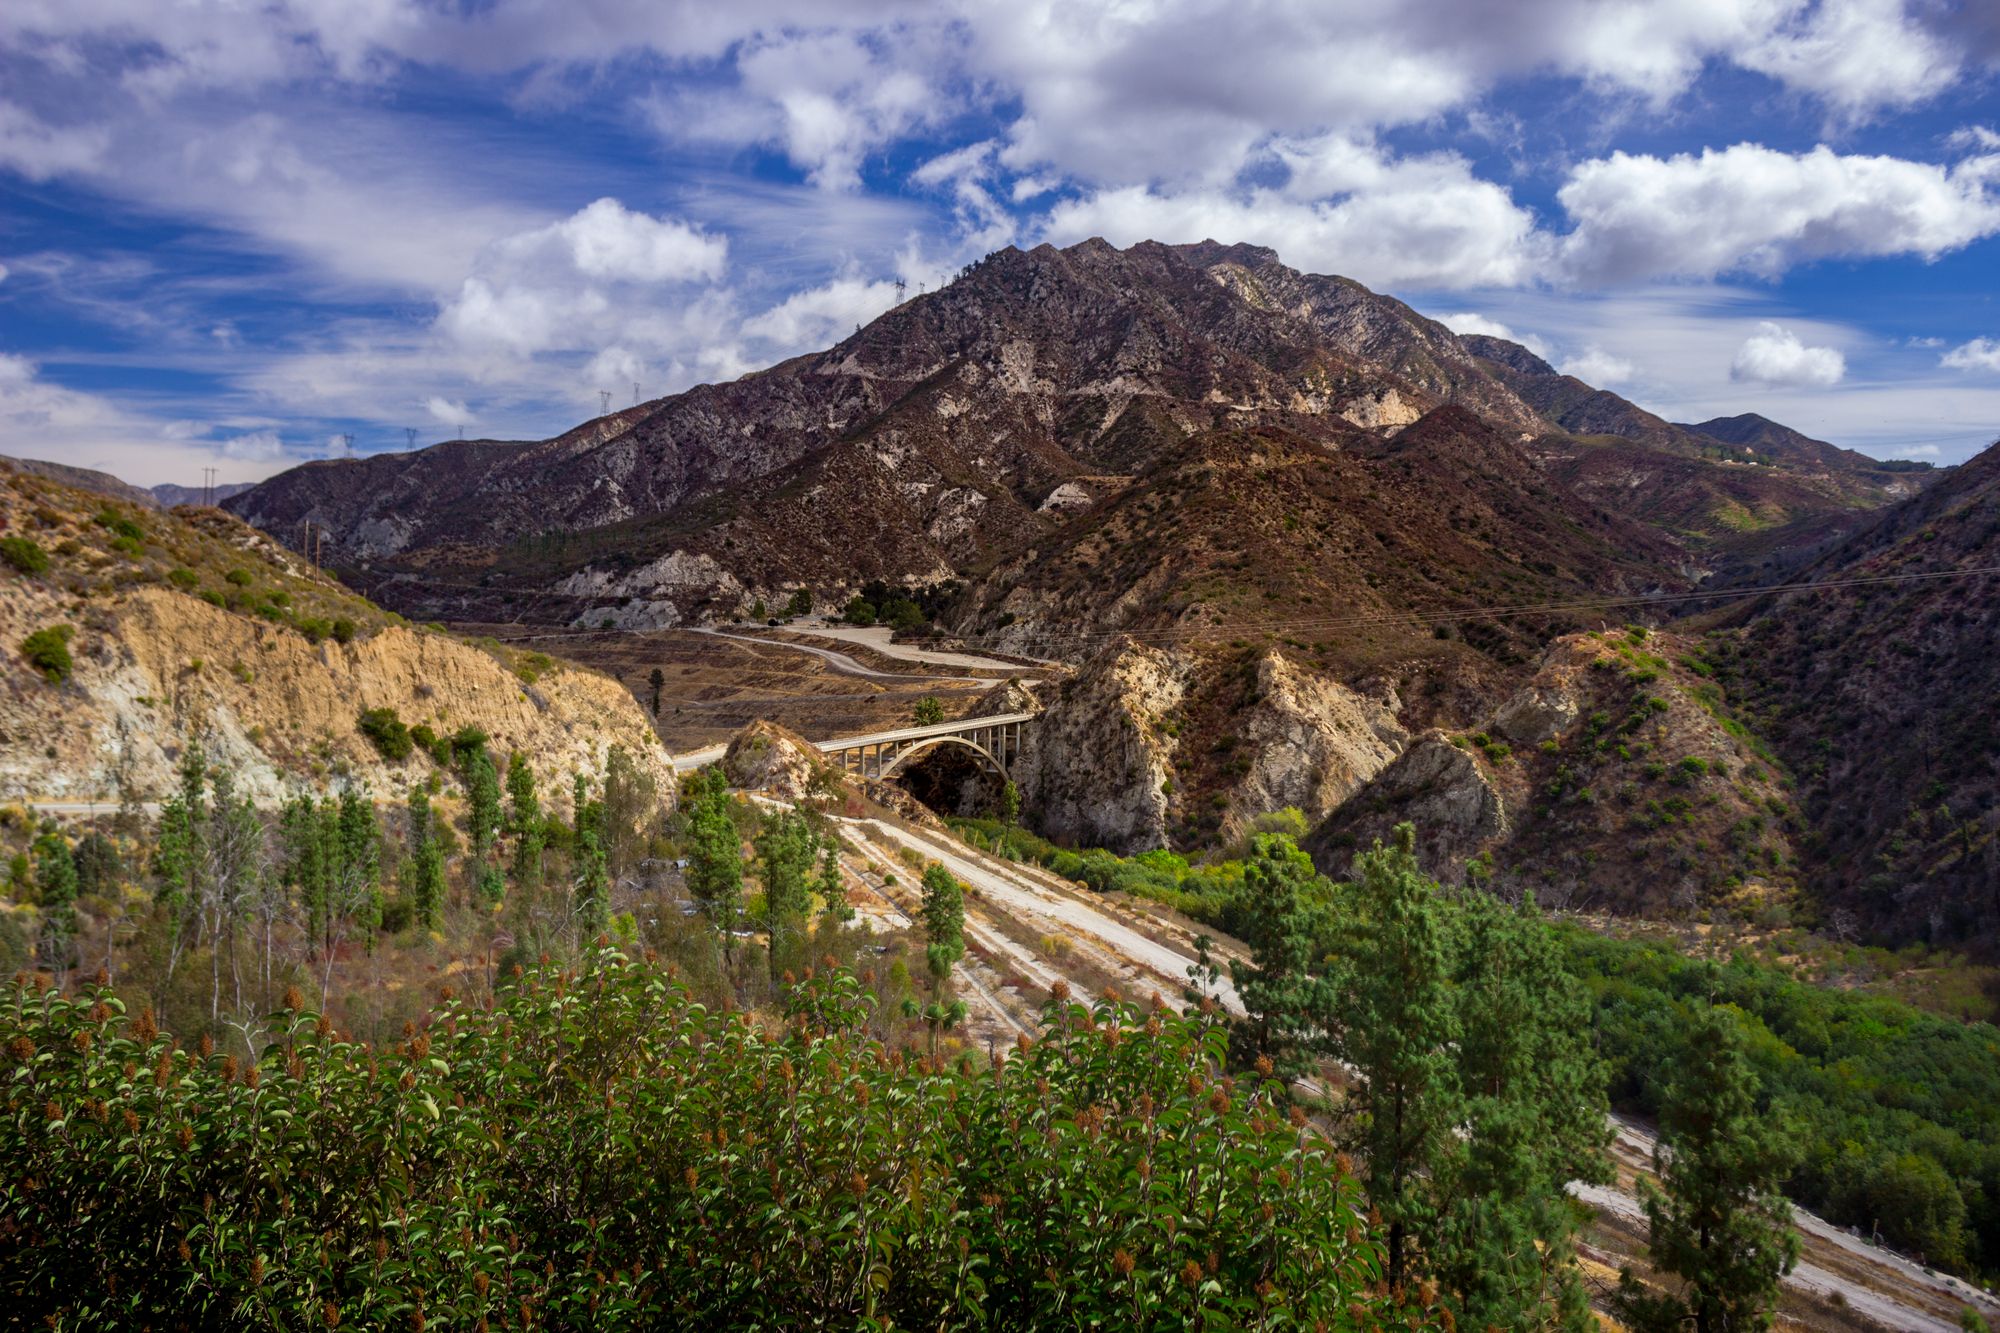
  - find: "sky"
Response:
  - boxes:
[2,2,1999,486]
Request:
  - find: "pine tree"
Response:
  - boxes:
[1329,825,1463,1292]
[1617,1004,1801,1333]
[151,747,208,983]
[756,810,817,983]
[461,744,503,865]
[1228,833,1337,1077]
[32,830,78,981]
[919,861,965,992]
[572,772,608,939]
[406,784,445,931]
[647,667,664,718]
[816,842,851,923]
[684,770,744,962]
[1432,889,1610,1329]
[506,752,544,893]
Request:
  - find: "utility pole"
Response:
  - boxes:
[201,467,217,507]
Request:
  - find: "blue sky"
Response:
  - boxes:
[2,1,1999,485]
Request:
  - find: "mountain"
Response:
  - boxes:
[150,480,256,508]
[1709,438,2000,942]
[0,457,671,803]
[3,455,159,509]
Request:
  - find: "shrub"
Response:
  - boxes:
[0,959,1412,1330]
[330,617,357,645]
[165,566,199,590]
[19,625,74,683]
[356,706,414,761]
[91,508,144,541]
[0,536,49,575]
[223,567,254,586]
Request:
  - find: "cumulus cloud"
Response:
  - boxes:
[1556,144,2000,284]
[1740,0,1963,119]
[437,199,726,358]
[1045,138,1544,290]
[1561,347,1637,385]
[1731,322,1846,386]
[424,395,473,425]
[1941,338,2000,372]
[741,275,901,351]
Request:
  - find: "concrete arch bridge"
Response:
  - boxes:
[819,712,1033,784]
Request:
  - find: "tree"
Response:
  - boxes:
[1617,1004,1802,1333]
[816,842,852,923]
[647,666,665,718]
[405,783,445,931]
[599,744,657,882]
[461,743,503,869]
[151,747,209,986]
[783,588,813,618]
[1000,780,1021,824]
[32,830,78,982]
[913,695,946,726]
[506,752,544,893]
[756,810,817,984]
[683,769,744,963]
[1227,834,1337,1078]
[919,861,965,991]
[572,771,609,939]
[1329,826,1463,1293]
[1430,889,1610,1329]
[842,596,876,626]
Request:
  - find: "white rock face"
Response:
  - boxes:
[1331,731,1508,870]
[1492,682,1582,745]
[1232,653,1408,827]
[1338,387,1424,429]
[1037,482,1095,513]
[1014,641,1189,853]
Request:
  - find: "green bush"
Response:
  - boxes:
[0,536,49,575]
[19,625,74,683]
[355,706,413,761]
[165,566,200,590]
[91,508,143,542]
[330,617,357,645]
[0,958,1421,1329]
[223,567,254,587]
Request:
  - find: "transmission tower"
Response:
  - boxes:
[337,433,355,459]
[894,277,906,303]
[632,381,641,405]
[201,467,217,507]
[405,427,418,449]
[599,389,612,415]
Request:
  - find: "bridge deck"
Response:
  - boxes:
[813,712,1035,753]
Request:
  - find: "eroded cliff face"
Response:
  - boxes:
[0,584,673,805]
[1013,641,1189,853]
[1014,641,1411,854]
[1309,631,1800,918]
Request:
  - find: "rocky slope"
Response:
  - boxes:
[0,460,672,805]
[1308,629,1801,919]
[1709,438,2000,942]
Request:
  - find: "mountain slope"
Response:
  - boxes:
[1710,438,2000,942]
[0,458,672,803]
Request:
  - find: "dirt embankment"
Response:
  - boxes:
[1,584,672,804]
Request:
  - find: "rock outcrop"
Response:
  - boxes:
[722,720,840,803]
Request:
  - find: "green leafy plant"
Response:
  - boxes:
[19,625,74,683]
[355,706,413,761]
[0,536,50,575]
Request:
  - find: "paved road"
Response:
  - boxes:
[692,628,972,683]
[788,623,1051,670]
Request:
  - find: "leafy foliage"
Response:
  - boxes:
[355,707,413,762]
[0,535,49,575]
[0,956,1433,1330]
[19,625,74,683]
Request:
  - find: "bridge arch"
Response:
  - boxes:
[877,734,1010,784]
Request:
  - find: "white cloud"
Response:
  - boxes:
[0,99,109,179]
[1044,138,1544,291]
[1942,338,2000,373]
[1556,144,2000,285]
[0,262,9,284]
[0,353,299,485]
[1740,0,1962,119]
[741,275,900,351]
[1435,312,1549,358]
[1731,322,1846,386]
[424,395,473,425]
[1886,443,1941,458]
[1947,126,2000,153]
[1561,346,1637,385]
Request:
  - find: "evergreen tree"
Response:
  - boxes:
[683,770,744,963]
[1329,826,1463,1292]
[816,842,851,923]
[278,794,331,949]
[1000,780,1021,825]
[572,772,609,939]
[405,784,445,931]
[913,695,946,726]
[32,830,78,981]
[647,667,665,718]
[1617,1004,1802,1333]
[919,861,965,992]
[461,744,503,865]
[1432,889,1611,1329]
[756,810,817,983]
[1228,834,1338,1077]
[151,747,208,982]
[505,752,544,892]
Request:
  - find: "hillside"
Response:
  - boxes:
[1307,629,1800,918]
[0,458,672,803]
[1710,438,2000,942]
